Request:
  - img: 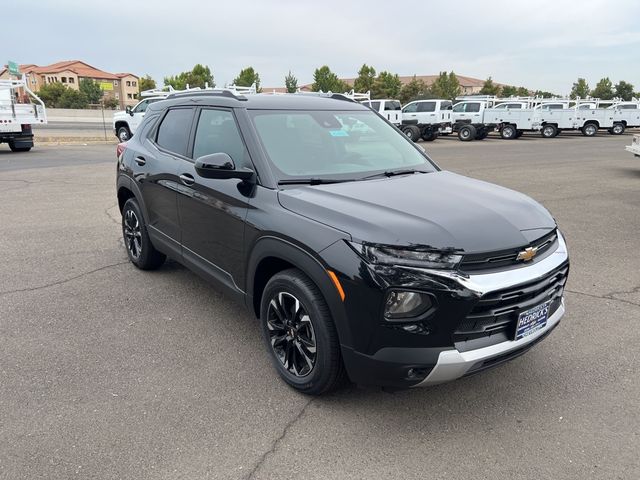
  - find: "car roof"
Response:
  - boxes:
[147,93,368,112]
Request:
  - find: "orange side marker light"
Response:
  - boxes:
[326,270,345,301]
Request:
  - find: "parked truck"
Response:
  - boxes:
[626,134,640,158]
[0,76,47,152]
[400,99,452,141]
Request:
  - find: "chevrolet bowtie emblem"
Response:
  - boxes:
[516,246,538,262]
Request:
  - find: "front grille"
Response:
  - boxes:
[460,230,558,272]
[453,262,569,346]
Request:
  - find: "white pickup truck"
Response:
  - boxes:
[113,96,164,141]
[361,99,403,125]
[451,98,542,141]
[0,77,47,152]
[400,99,452,141]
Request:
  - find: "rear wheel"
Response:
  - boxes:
[117,126,131,142]
[260,269,346,395]
[402,125,421,142]
[541,124,557,138]
[501,125,517,139]
[458,124,476,142]
[582,123,598,136]
[421,130,438,141]
[610,123,625,135]
[121,198,166,270]
[8,141,31,152]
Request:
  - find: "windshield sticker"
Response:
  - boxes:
[329,130,349,137]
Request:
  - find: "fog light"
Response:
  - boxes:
[384,291,432,320]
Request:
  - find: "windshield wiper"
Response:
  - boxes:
[360,169,430,180]
[278,178,357,185]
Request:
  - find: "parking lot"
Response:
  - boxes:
[1,133,638,479]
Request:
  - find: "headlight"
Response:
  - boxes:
[348,242,462,270]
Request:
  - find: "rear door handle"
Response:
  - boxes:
[179,173,195,186]
[135,156,146,166]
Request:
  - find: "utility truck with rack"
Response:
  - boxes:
[0,76,47,152]
[451,96,543,141]
[400,99,452,141]
[537,98,639,138]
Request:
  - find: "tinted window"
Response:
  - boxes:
[403,103,418,113]
[250,110,434,180]
[441,101,452,110]
[369,101,381,111]
[155,108,193,156]
[418,102,436,112]
[617,104,638,109]
[507,104,523,109]
[193,109,249,165]
[386,101,402,111]
[466,103,481,113]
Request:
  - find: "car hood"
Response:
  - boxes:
[277,171,556,253]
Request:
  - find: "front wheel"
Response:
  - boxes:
[541,124,557,138]
[121,198,166,270]
[260,269,346,395]
[421,130,438,141]
[402,125,421,142]
[610,123,625,135]
[458,125,476,142]
[117,126,131,142]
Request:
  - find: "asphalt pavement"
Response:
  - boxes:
[0,133,638,479]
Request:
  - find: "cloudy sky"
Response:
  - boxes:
[5,0,640,94]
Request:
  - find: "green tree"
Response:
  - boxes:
[614,80,635,101]
[501,85,518,96]
[533,90,557,98]
[590,77,614,99]
[399,75,429,103]
[233,67,261,91]
[479,77,500,95]
[371,71,402,99]
[37,82,68,107]
[516,87,530,96]
[311,65,347,92]
[430,71,461,100]
[353,64,376,93]
[58,88,89,109]
[79,78,102,104]
[102,97,120,109]
[284,71,298,93]
[570,78,590,99]
[138,74,156,93]
[164,64,215,90]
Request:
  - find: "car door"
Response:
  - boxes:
[416,101,437,124]
[129,99,151,133]
[402,102,419,122]
[138,107,195,245]
[176,107,253,292]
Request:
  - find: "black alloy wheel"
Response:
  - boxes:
[266,291,317,377]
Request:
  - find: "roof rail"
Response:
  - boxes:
[166,88,248,101]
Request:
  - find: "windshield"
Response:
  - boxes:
[249,110,436,181]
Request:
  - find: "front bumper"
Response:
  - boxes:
[329,231,569,388]
[415,299,564,386]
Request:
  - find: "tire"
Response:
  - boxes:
[610,123,625,135]
[403,125,421,142]
[515,130,523,138]
[121,198,166,270]
[554,129,561,137]
[421,130,437,141]
[475,129,488,140]
[582,123,598,137]
[117,126,131,142]
[458,124,476,142]
[8,142,31,152]
[541,124,557,138]
[260,269,346,395]
[501,125,517,139]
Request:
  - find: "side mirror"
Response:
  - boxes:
[126,106,133,116]
[194,152,254,180]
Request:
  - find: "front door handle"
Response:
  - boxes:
[179,173,195,186]
[135,156,146,166]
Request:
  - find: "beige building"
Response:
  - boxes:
[0,60,139,109]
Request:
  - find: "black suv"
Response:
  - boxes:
[116,91,569,394]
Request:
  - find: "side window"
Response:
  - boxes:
[369,101,381,111]
[417,102,436,112]
[507,104,523,109]
[403,103,418,113]
[452,102,466,113]
[387,101,402,111]
[440,101,452,110]
[466,103,481,113]
[193,109,249,165]
[619,104,638,110]
[133,100,149,113]
[494,103,507,109]
[155,108,194,156]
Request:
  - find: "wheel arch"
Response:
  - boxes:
[114,120,130,132]
[246,236,352,346]
[117,175,150,220]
